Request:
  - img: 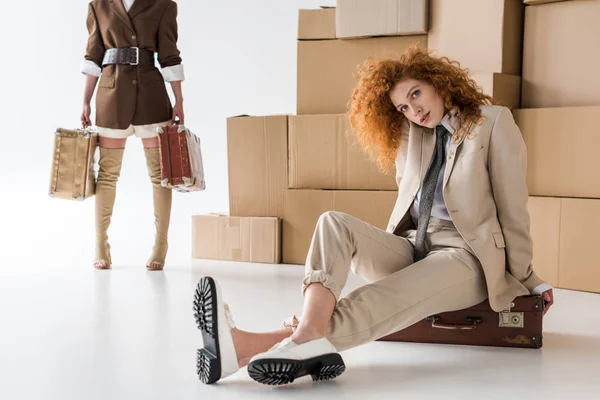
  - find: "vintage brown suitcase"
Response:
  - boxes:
[378,296,544,349]
[49,128,98,200]
[157,123,206,193]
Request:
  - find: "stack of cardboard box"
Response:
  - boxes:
[514,0,600,294]
[191,115,287,264]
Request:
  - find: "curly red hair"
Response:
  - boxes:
[348,46,499,173]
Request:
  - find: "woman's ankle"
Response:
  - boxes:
[291,325,325,345]
[231,328,252,363]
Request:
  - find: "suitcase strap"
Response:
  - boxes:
[73,136,84,197]
[49,134,62,194]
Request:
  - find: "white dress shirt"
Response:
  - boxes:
[410,110,553,297]
[80,0,185,82]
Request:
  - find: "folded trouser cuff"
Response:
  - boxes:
[301,271,341,301]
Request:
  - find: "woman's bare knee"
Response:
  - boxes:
[99,137,127,149]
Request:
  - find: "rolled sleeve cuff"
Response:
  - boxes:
[531,283,553,296]
[81,60,102,77]
[301,271,341,301]
[161,64,185,82]
[522,271,545,293]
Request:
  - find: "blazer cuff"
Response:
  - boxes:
[81,60,102,77]
[531,283,553,296]
[522,271,545,293]
[161,64,185,82]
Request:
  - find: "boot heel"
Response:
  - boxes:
[310,353,346,382]
[197,348,220,384]
[247,360,302,386]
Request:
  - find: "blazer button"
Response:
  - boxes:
[133,80,138,85]
[132,35,137,40]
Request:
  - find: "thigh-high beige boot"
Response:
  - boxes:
[94,147,125,269]
[143,147,172,270]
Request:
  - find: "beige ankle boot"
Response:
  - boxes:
[144,147,172,270]
[94,147,125,269]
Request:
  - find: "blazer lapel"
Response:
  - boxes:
[400,123,427,195]
[419,125,436,184]
[443,126,468,188]
[109,0,135,33]
[128,0,153,20]
[389,121,423,229]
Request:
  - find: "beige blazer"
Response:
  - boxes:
[85,0,181,129]
[386,105,545,312]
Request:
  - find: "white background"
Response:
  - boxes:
[0,0,335,272]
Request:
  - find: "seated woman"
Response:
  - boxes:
[192,47,554,386]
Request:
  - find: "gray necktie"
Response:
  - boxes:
[414,124,448,262]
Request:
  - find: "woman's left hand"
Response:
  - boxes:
[541,289,554,316]
[172,102,184,125]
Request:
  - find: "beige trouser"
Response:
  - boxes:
[302,211,488,352]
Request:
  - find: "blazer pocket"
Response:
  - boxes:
[492,232,506,248]
[98,76,115,88]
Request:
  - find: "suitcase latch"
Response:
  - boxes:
[499,311,524,328]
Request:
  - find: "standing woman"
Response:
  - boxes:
[191,47,555,386]
[80,0,185,270]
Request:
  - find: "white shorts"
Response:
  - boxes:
[97,121,170,139]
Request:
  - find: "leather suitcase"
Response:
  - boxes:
[378,296,544,349]
[157,123,206,193]
[49,128,98,201]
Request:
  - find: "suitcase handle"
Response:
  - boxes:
[426,316,482,330]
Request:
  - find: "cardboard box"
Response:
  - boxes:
[282,190,397,264]
[297,35,427,115]
[528,197,561,287]
[298,7,336,40]
[336,0,428,39]
[428,0,524,75]
[522,0,600,108]
[513,106,600,199]
[288,114,397,190]
[192,215,281,264]
[227,115,288,217]
[472,73,521,109]
[528,196,600,293]
[559,198,600,293]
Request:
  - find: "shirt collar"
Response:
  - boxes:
[123,0,135,12]
[439,108,458,134]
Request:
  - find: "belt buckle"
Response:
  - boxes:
[130,47,139,65]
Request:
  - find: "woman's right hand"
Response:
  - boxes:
[81,103,92,128]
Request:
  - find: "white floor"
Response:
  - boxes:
[1,260,599,400]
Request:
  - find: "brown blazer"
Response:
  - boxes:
[386,105,545,312]
[85,0,182,129]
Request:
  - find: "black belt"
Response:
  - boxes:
[102,47,155,66]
